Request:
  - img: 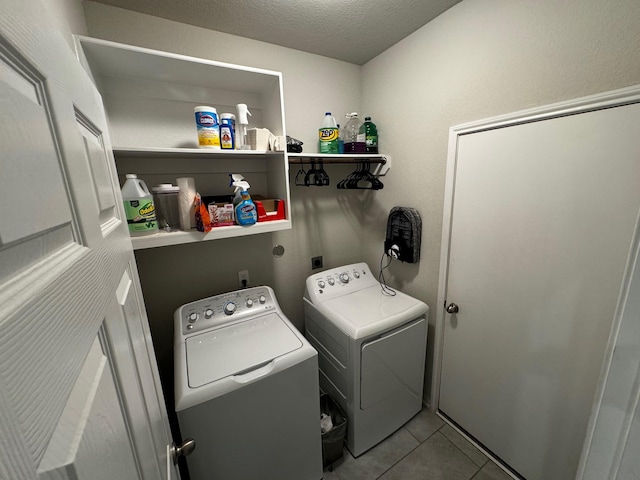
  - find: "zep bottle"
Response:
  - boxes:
[319,112,339,154]
[194,106,220,148]
[121,174,158,236]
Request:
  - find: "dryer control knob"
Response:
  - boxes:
[339,273,349,284]
[204,309,214,319]
[328,278,335,286]
[188,312,198,323]
[223,302,237,315]
[259,295,267,304]
[317,280,326,289]
[354,271,360,279]
[246,299,254,308]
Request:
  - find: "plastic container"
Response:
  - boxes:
[121,174,158,236]
[194,106,220,149]
[320,394,347,468]
[342,113,365,153]
[363,116,378,154]
[319,112,339,154]
[152,184,181,232]
[337,123,345,154]
[220,118,235,149]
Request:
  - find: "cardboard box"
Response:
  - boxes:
[254,198,285,222]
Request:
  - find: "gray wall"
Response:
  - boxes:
[360,0,640,401]
[82,0,640,406]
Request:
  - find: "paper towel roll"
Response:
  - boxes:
[176,177,196,230]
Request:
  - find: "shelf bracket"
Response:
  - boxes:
[374,155,391,176]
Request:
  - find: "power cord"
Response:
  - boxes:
[379,251,397,296]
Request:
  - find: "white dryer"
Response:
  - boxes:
[175,286,322,480]
[303,262,429,457]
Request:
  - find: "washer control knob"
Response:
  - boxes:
[328,278,335,286]
[188,312,198,323]
[339,273,349,284]
[246,299,254,308]
[354,271,360,279]
[204,309,214,319]
[317,280,326,289]
[259,295,267,304]
[186,324,193,330]
[223,302,237,315]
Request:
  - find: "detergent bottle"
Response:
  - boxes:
[121,174,158,236]
[230,174,257,225]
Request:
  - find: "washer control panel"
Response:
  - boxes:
[175,286,275,337]
[305,262,379,303]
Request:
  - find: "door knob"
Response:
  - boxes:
[446,303,459,314]
[170,438,196,464]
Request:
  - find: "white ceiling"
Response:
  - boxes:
[89,0,463,65]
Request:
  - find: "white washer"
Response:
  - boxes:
[303,262,429,457]
[175,286,322,480]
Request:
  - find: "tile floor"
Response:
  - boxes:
[322,409,513,480]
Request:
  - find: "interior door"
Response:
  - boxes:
[438,95,640,480]
[0,1,177,479]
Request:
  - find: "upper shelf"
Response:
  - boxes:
[113,146,278,159]
[288,153,391,175]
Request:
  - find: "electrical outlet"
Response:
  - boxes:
[311,256,323,270]
[238,270,249,288]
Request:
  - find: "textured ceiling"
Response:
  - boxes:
[89,0,463,65]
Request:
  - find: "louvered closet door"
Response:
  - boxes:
[0,1,176,479]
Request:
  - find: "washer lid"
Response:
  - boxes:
[186,312,303,388]
[314,286,428,339]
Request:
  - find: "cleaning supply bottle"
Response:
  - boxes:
[363,116,378,154]
[229,174,257,225]
[318,112,339,154]
[343,112,365,153]
[121,174,158,236]
[337,123,345,154]
[220,118,235,149]
[235,104,252,150]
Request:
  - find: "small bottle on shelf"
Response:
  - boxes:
[319,112,339,154]
[363,116,378,154]
[343,113,365,153]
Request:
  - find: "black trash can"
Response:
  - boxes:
[320,394,347,468]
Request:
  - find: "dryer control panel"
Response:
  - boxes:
[304,262,379,303]
[175,286,277,337]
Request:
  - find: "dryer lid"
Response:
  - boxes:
[312,286,428,339]
[186,312,303,388]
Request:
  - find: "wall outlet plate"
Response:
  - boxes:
[238,270,249,287]
[311,256,323,270]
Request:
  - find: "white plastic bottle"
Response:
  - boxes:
[121,174,158,236]
[236,104,252,150]
[319,112,339,154]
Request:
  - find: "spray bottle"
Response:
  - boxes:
[229,174,257,225]
[235,104,252,150]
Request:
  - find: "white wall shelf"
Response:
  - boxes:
[76,36,292,249]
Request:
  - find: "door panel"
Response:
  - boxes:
[0,41,77,284]
[37,337,140,480]
[439,99,640,480]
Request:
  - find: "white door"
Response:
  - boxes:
[0,1,177,479]
[577,211,640,480]
[437,89,640,480]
